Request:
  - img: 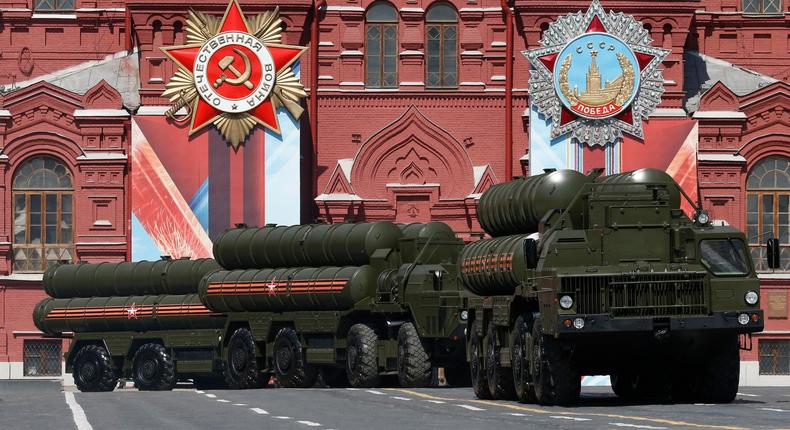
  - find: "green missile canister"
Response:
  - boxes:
[212,222,403,269]
[43,258,221,298]
[199,266,379,312]
[33,294,224,335]
[477,169,590,237]
[458,235,530,295]
[594,168,682,209]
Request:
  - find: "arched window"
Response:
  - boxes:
[12,156,74,272]
[747,155,790,271]
[425,3,457,88]
[366,2,398,88]
[743,0,782,14]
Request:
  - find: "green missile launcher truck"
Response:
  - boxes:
[34,258,227,392]
[462,168,767,405]
[203,221,470,389]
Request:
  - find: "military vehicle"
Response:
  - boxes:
[462,168,766,405]
[34,258,226,392]
[203,221,469,389]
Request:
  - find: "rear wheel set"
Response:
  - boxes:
[273,327,318,388]
[132,343,177,391]
[225,328,269,389]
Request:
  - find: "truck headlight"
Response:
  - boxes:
[559,295,573,310]
[696,210,710,225]
[738,313,750,325]
[745,291,759,305]
[460,310,469,321]
[573,318,585,329]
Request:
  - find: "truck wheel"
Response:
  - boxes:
[225,328,266,389]
[397,322,432,388]
[611,370,639,400]
[273,327,318,388]
[531,318,580,405]
[511,315,537,403]
[72,345,118,392]
[697,334,739,403]
[346,324,379,388]
[322,367,349,388]
[486,323,516,399]
[132,343,176,391]
[444,366,471,387]
[469,320,491,399]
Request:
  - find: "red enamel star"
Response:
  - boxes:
[126,303,140,319]
[161,0,306,137]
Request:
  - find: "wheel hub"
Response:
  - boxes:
[140,359,157,380]
[79,361,97,382]
[231,346,248,372]
[276,347,292,373]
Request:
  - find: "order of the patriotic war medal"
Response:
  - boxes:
[161,0,307,148]
[524,0,670,146]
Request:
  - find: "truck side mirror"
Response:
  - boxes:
[524,238,538,269]
[767,238,781,269]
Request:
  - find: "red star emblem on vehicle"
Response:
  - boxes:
[161,0,307,146]
[125,303,140,319]
[267,277,278,296]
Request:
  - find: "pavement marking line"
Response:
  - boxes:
[205,393,217,398]
[737,393,760,397]
[457,404,486,411]
[391,396,412,401]
[366,390,386,395]
[273,416,292,420]
[297,421,322,427]
[507,413,529,417]
[424,400,446,404]
[233,403,248,406]
[64,392,94,430]
[195,390,205,394]
[610,423,668,430]
[250,408,269,415]
[389,390,750,430]
[217,399,230,403]
[551,416,591,422]
[759,408,787,412]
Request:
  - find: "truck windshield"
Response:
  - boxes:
[699,239,749,276]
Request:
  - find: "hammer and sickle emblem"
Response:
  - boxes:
[213,48,254,90]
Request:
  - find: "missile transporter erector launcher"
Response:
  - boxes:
[34,258,227,392]
[205,221,470,389]
[462,169,767,405]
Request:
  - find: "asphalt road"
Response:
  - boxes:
[2,384,790,430]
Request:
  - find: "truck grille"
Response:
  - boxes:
[560,273,708,317]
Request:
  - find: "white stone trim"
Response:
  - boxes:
[491,75,506,81]
[75,8,125,12]
[325,6,365,12]
[400,7,424,12]
[520,153,530,161]
[318,41,334,47]
[73,109,129,117]
[697,153,747,163]
[135,106,187,116]
[74,242,126,246]
[740,360,790,387]
[399,82,424,86]
[467,193,482,199]
[0,273,43,281]
[31,13,76,19]
[76,152,127,160]
[13,49,137,90]
[460,82,485,86]
[650,108,688,117]
[340,50,364,57]
[0,109,11,118]
[0,8,31,12]
[692,111,747,119]
[386,183,440,188]
[400,50,424,56]
[491,41,506,47]
[461,50,484,56]
[315,193,363,201]
[318,75,334,80]
[337,158,354,182]
[459,7,503,12]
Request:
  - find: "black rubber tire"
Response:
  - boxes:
[613,368,670,402]
[397,322,432,388]
[511,315,537,403]
[273,327,318,388]
[531,318,580,405]
[346,323,379,388]
[486,323,516,399]
[697,334,740,403]
[132,343,176,391]
[611,370,639,400]
[444,366,471,387]
[321,367,349,388]
[72,344,118,392]
[469,320,491,399]
[225,328,266,389]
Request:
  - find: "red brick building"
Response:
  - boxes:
[1,0,789,384]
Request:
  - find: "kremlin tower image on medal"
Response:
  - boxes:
[0,0,790,428]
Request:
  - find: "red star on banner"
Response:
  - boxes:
[161,0,306,136]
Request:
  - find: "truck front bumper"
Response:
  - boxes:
[556,310,764,336]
